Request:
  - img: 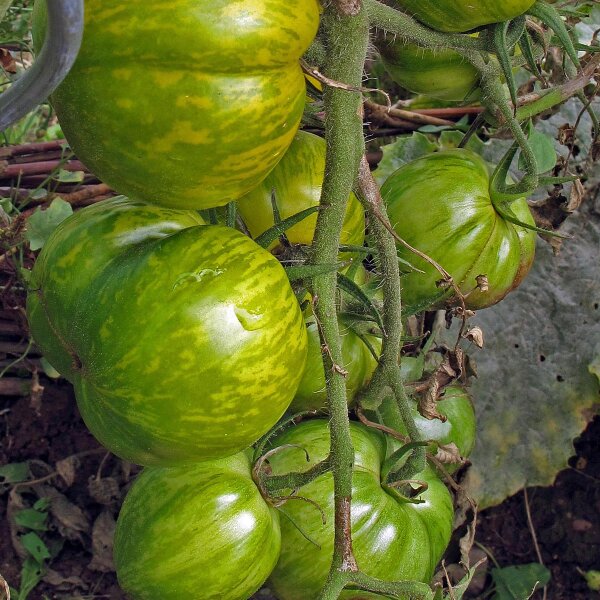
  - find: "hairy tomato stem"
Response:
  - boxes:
[311,3,369,597]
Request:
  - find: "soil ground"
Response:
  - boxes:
[1,366,598,599]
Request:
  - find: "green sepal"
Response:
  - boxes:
[489,142,534,204]
[381,441,430,483]
[527,1,581,69]
[255,205,320,249]
[337,272,384,331]
[518,30,543,80]
[491,20,520,114]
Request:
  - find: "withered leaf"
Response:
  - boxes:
[88,476,120,506]
[56,456,78,488]
[464,327,485,349]
[435,442,464,465]
[43,568,85,589]
[88,510,116,573]
[37,487,91,541]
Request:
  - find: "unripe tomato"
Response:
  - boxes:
[377,36,480,102]
[114,451,280,599]
[32,1,320,210]
[290,316,379,413]
[27,197,308,466]
[390,384,477,462]
[381,149,536,312]
[267,419,454,600]
[237,130,365,251]
[395,0,536,33]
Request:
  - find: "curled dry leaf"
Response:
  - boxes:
[464,327,485,349]
[7,488,28,560]
[88,510,116,573]
[36,486,91,542]
[558,123,576,147]
[475,274,489,293]
[88,476,120,506]
[435,442,464,465]
[0,572,9,600]
[56,456,78,488]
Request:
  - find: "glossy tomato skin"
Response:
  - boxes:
[32,1,320,210]
[290,317,379,412]
[377,37,479,102]
[391,385,477,460]
[114,451,281,600]
[395,0,536,33]
[381,149,536,312]
[237,131,365,250]
[27,197,308,466]
[267,420,454,600]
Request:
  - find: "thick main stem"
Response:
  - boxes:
[311,5,369,598]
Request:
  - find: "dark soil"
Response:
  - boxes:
[1,366,598,599]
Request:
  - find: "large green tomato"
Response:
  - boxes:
[114,451,280,599]
[267,419,454,600]
[290,316,379,413]
[27,197,308,466]
[237,131,365,250]
[377,37,479,102]
[381,149,536,312]
[395,0,536,33]
[32,1,320,210]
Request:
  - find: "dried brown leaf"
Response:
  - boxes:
[464,327,485,349]
[56,456,78,488]
[37,487,91,541]
[43,569,85,589]
[7,488,27,559]
[88,510,116,573]
[435,442,464,465]
[88,476,120,506]
[558,123,575,146]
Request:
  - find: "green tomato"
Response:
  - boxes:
[237,130,365,250]
[290,317,379,413]
[32,1,320,210]
[267,419,454,600]
[388,384,477,462]
[114,451,280,599]
[377,36,479,102]
[395,0,536,33]
[381,149,536,312]
[27,197,308,466]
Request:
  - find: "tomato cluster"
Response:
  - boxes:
[26,0,544,598]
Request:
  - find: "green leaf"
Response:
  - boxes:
[462,183,600,508]
[33,498,51,512]
[491,563,551,600]
[25,198,73,251]
[20,532,50,563]
[16,557,45,600]
[438,130,486,155]
[14,509,48,532]
[0,462,29,485]
[52,169,84,183]
[443,561,486,600]
[518,130,557,174]
[39,356,60,379]
[0,0,13,22]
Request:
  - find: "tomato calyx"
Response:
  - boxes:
[383,478,429,505]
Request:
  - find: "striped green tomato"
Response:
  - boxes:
[32,0,320,210]
[267,420,454,600]
[114,451,280,600]
[395,0,536,32]
[27,197,308,466]
[381,149,536,312]
[237,131,365,251]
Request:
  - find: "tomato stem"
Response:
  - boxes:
[310,3,369,594]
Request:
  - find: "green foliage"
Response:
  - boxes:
[25,198,73,251]
[491,563,551,599]
[518,128,557,174]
